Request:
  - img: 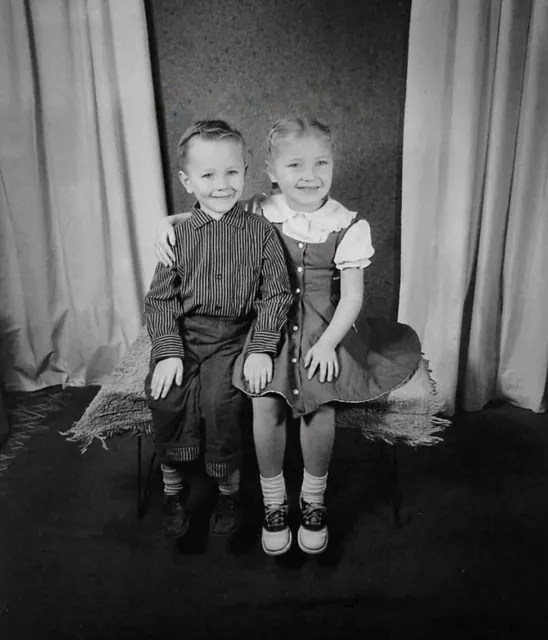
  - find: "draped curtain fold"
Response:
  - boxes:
[0,0,167,391]
[399,0,548,415]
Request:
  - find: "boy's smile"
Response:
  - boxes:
[178,138,246,219]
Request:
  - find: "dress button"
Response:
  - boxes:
[298,242,304,249]
[292,325,299,332]
[291,357,297,364]
[295,288,301,294]
[293,389,299,395]
[297,266,303,273]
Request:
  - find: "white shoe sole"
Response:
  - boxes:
[297,526,328,555]
[262,528,293,556]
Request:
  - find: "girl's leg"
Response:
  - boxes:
[300,404,336,478]
[252,395,292,555]
[298,405,336,554]
[252,395,286,478]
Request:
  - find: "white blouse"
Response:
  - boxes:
[259,194,375,270]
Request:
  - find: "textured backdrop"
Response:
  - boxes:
[146,0,411,318]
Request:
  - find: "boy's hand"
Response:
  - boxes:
[151,357,183,399]
[155,218,176,267]
[243,353,273,394]
[304,340,339,382]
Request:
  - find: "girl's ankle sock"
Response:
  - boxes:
[260,472,286,506]
[300,469,328,505]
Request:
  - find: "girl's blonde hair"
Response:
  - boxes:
[266,116,332,158]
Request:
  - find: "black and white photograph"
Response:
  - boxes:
[0,0,547,637]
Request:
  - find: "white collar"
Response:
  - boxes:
[261,194,357,243]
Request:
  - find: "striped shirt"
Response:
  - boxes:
[144,201,293,362]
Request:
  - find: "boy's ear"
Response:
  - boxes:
[178,170,193,194]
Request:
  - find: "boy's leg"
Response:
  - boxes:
[216,468,242,534]
[144,357,202,463]
[253,396,292,556]
[159,462,189,537]
[298,405,336,554]
[145,356,201,537]
[199,338,248,537]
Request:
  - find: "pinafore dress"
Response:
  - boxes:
[232,210,422,418]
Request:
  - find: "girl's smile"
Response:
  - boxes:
[267,135,333,213]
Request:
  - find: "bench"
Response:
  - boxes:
[63,329,449,523]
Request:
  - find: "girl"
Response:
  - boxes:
[155,117,423,556]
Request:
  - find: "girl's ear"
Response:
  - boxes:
[178,170,193,194]
[266,160,277,184]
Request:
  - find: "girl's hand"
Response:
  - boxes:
[243,353,273,394]
[304,341,339,382]
[155,218,176,267]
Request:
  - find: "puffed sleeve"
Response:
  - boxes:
[334,220,375,270]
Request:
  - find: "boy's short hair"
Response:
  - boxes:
[177,120,246,170]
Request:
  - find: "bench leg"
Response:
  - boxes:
[388,444,403,528]
[376,442,403,528]
[137,434,157,519]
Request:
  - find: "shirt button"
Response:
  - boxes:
[295,288,301,294]
[215,274,222,280]
[297,266,303,273]
[293,389,299,395]
[298,242,304,249]
[292,325,299,332]
[215,304,221,310]
[291,357,297,364]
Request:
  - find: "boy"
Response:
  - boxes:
[144,120,292,539]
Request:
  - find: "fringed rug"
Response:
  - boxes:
[63,329,450,453]
[0,386,70,477]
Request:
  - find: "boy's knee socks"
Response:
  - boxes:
[218,469,240,495]
[161,463,185,496]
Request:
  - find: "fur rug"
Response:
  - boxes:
[63,329,450,452]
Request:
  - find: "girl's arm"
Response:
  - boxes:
[318,268,364,349]
[305,220,371,381]
[304,268,363,381]
[167,213,191,224]
[155,213,191,267]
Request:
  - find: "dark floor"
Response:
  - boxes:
[1,388,548,639]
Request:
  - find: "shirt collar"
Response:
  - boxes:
[190,201,246,229]
[261,193,357,239]
[262,194,352,223]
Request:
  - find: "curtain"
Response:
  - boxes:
[399,0,548,415]
[0,0,167,391]
[0,390,7,446]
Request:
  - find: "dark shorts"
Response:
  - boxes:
[145,315,251,478]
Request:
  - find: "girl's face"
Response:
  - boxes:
[267,134,333,213]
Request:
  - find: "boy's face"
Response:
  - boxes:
[178,137,246,218]
[267,134,333,213]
